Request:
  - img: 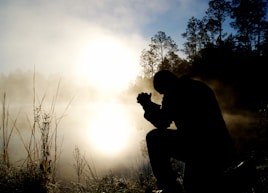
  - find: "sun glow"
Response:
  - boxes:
[77,35,139,156]
[87,103,134,156]
[78,36,139,91]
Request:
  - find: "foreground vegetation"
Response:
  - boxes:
[1,0,267,191]
[0,142,267,193]
[0,79,267,193]
[0,157,158,193]
[0,77,159,193]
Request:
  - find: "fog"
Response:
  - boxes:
[0,71,153,180]
[1,70,264,182]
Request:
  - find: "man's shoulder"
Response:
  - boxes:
[179,76,208,86]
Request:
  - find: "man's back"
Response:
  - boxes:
[162,77,235,166]
[139,70,237,193]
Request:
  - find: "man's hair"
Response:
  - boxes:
[153,70,178,93]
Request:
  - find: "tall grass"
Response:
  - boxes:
[1,73,268,193]
[0,72,158,193]
[1,91,20,167]
[70,146,157,193]
[0,71,72,192]
[0,90,53,192]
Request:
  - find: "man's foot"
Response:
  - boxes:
[145,187,164,193]
[145,189,163,193]
[146,189,181,193]
[145,185,184,193]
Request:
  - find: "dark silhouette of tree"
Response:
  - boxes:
[191,40,237,81]
[140,49,158,78]
[150,31,179,63]
[139,0,268,111]
[182,17,211,60]
[182,17,202,60]
[140,31,181,78]
[230,0,268,55]
[261,24,268,56]
[159,51,191,76]
[205,0,232,43]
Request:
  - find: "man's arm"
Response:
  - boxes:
[137,92,172,129]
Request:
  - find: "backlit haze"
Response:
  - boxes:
[0,0,212,179]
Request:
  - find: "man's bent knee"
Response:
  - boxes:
[146,129,163,144]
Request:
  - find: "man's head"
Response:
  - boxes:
[153,70,178,94]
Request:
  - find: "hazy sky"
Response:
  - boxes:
[0,0,211,174]
[0,0,259,177]
[0,0,209,85]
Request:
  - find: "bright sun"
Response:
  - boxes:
[78,36,139,91]
[78,35,139,156]
[87,103,133,156]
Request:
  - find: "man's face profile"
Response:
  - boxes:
[153,70,176,94]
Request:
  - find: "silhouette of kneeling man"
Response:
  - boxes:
[137,70,236,193]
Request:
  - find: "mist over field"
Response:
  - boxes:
[0,70,154,180]
[1,70,265,182]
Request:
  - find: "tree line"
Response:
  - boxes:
[140,0,268,111]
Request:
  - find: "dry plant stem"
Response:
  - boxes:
[73,145,86,183]
[32,70,72,184]
[84,156,99,181]
[14,122,34,166]
[1,92,8,166]
[1,92,20,168]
